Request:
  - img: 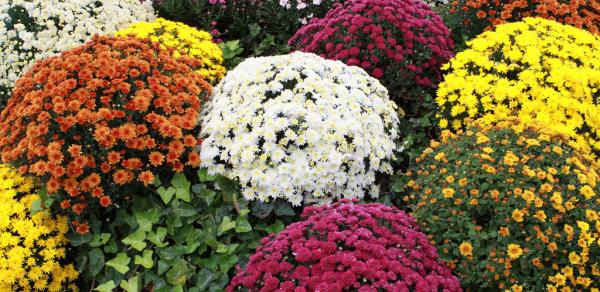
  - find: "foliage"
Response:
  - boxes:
[289,0,454,160]
[401,118,600,290]
[0,164,78,291]
[0,0,156,110]
[436,18,600,154]
[71,169,298,291]
[228,200,461,291]
[445,0,600,43]
[200,52,401,206]
[0,35,212,233]
[115,17,226,84]
[152,0,342,63]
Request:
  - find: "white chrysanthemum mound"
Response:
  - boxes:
[0,0,156,101]
[200,52,401,206]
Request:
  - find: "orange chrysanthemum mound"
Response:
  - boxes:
[450,0,599,35]
[0,35,211,233]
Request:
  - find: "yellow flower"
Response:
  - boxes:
[568,252,581,265]
[503,151,519,166]
[580,185,595,200]
[445,176,455,183]
[507,243,523,259]
[434,152,446,161]
[577,221,589,232]
[512,209,524,222]
[482,147,494,154]
[499,227,510,236]
[459,241,473,256]
[511,284,523,292]
[442,188,455,198]
[521,190,535,202]
[458,178,468,187]
[476,135,490,144]
[534,210,547,222]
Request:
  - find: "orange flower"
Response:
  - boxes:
[149,151,164,166]
[113,169,133,185]
[187,151,201,167]
[139,171,154,185]
[99,196,112,207]
[107,151,121,165]
[76,222,90,235]
[72,203,86,215]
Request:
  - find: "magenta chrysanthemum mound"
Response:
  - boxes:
[289,0,454,105]
[227,200,461,291]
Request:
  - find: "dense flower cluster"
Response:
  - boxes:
[115,17,226,83]
[0,35,211,233]
[228,201,461,291]
[0,0,156,108]
[448,0,600,38]
[200,52,400,206]
[0,164,78,291]
[289,0,454,106]
[437,18,600,153]
[403,118,600,290]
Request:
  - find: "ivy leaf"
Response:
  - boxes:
[235,217,252,233]
[166,260,192,285]
[147,227,168,248]
[198,168,218,182]
[218,216,236,234]
[94,280,116,292]
[216,175,237,198]
[134,208,161,232]
[172,173,192,202]
[157,186,176,204]
[274,200,295,216]
[30,199,43,216]
[119,275,139,292]
[195,269,216,290]
[88,248,105,276]
[106,253,131,274]
[134,250,154,269]
[217,253,238,272]
[88,233,111,247]
[68,233,92,247]
[265,220,285,234]
[122,229,147,251]
[248,23,261,37]
[250,200,273,219]
[172,202,197,217]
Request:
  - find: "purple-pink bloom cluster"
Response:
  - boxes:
[227,200,461,291]
[289,0,454,104]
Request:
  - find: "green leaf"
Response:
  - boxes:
[134,208,161,232]
[251,200,273,219]
[106,253,131,274]
[195,269,216,290]
[119,275,139,292]
[152,175,162,187]
[157,259,169,275]
[38,185,54,209]
[216,243,239,254]
[204,188,216,206]
[218,216,236,234]
[216,175,237,196]
[30,199,43,216]
[175,186,191,202]
[104,237,118,253]
[171,173,190,189]
[68,233,92,247]
[235,217,252,233]
[274,200,295,216]
[147,227,168,248]
[198,168,218,182]
[121,229,147,251]
[172,202,197,217]
[94,280,116,292]
[217,253,238,272]
[88,248,105,276]
[157,186,176,204]
[248,23,261,37]
[134,250,154,269]
[266,220,285,234]
[166,261,192,285]
[89,233,111,247]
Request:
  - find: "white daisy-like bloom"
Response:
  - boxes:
[0,0,156,102]
[200,52,401,206]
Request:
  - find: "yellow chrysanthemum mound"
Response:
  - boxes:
[116,17,226,83]
[403,118,599,291]
[0,165,78,291]
[436,17,600,153]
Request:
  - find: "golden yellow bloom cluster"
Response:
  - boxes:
[436,18,600,154]
[0,165,78,291]
[404,118,599,291]
[116,17,226,83]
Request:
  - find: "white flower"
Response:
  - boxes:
[0,0,155,101]
[200,52,401,206]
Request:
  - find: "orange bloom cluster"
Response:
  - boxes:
[0,35,211,233]
[451,0,599,34]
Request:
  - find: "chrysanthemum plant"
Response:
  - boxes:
[200,52,401,206]
[437,18,600,155]
[228,200,461,291]
[402,118,600,291]
[116,18,226,84]
[0,35,211,233]
[0,165,78,291]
